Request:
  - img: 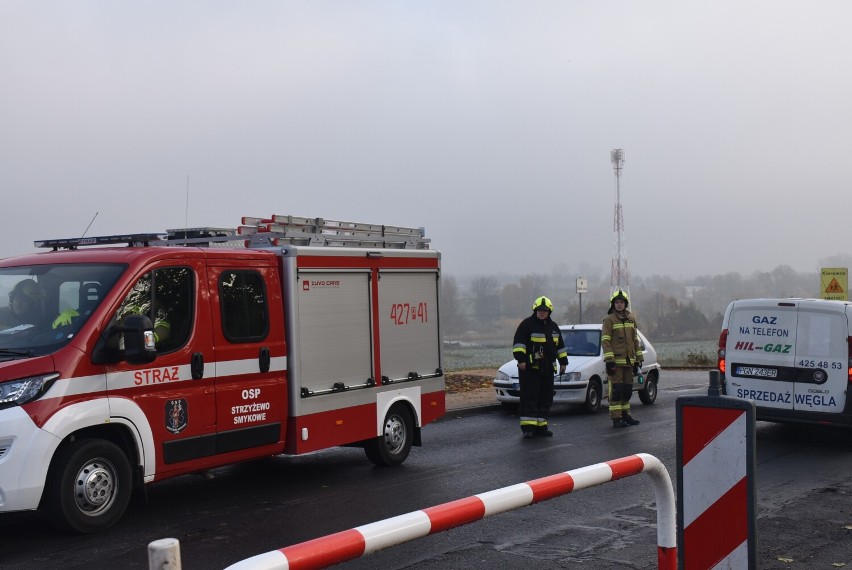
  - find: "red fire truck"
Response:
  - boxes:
[0,215,444,533]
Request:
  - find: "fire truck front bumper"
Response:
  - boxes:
[0,406,62,513]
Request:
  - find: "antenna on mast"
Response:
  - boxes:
[81,211,99,238]
[184,175,190,240]
[610,149,629,297]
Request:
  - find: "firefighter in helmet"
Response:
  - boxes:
[601,290,643,428]
[0,279,92,332]
[0,279,43,329]
[512,296,568,439]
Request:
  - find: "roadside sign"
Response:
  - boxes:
[820,267,847,301]
[576,277,588,294]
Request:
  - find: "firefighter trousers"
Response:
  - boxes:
[519,369,554,433]
[608,366,634,420]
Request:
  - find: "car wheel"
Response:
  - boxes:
[45,438,133,534]
[364,403,413,466]
[638,371,658,405]
[583,379,602,413]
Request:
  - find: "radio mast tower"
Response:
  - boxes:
[610,148,629,296]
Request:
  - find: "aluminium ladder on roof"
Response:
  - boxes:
[236,214,430,250]
[35,215,430,251]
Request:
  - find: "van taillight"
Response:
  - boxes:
[848,337,852,384]
[718,329,728,373]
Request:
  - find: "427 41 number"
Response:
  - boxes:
[390,302,428,325]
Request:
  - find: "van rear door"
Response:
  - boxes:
[725,300,798,411]
[788,300,847,413]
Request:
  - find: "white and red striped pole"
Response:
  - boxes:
[677,370,757,569]
[224,453,677,570]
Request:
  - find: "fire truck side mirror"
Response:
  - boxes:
[121,314,158,364]
[92,315,158,365]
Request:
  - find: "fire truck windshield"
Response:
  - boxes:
[0,263,125,357]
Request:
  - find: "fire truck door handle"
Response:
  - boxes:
[191,352,204,380]
[259,347,270,373]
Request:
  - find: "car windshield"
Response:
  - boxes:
[0,263,125,358]
[563,329,600,357]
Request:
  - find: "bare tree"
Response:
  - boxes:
[439,275,467,337]
[447,263,837,343]
[501,273,552,319]
[500,283,525,319]
[470,276,501,324]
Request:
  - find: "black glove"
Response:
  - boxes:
[605,361,616,374]
[633,363,643,375]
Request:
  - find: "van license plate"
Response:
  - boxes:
[736,366,777,378]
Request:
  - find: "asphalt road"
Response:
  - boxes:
[2,370,851,569]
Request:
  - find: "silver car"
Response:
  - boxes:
[492,323,662,412]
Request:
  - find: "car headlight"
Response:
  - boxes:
[0,373,59,409]
[495,370,512,382]
[558,372,582,382]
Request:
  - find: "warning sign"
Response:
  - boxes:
[826,278,843,293]
[820,268,848,301]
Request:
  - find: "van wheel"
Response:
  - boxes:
[638,371,658,405]
[45,439,132,534]
[583,379,602,413]
[364,404,413,467]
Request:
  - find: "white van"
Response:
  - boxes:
[718,298,852,427]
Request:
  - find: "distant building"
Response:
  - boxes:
[685,285,707,300]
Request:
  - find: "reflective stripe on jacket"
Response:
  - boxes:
[513,313,568,373]
[601,310,643,366]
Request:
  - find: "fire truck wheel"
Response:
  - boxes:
[45,438,133,534]
[364,404,413,467]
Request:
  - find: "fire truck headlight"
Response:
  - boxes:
[0,373,60,409]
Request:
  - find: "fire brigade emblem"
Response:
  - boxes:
[165,399,188,434]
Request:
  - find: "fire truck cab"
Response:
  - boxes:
[0,215,444,533]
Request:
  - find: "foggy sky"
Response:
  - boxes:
[2,2,851,280]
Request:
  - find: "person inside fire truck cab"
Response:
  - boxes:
[0,279,43,329]
[80,272,173,356]
[513,296,568,439]
[119,267,194,354]
[602,290,643,428]
[116,277,172,346]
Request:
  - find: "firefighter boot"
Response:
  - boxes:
[522,432,534,439]
[622,415,640,426]
[535,427,553,437]
[612,418,628,428]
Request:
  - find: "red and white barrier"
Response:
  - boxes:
[224,453,676,570]
[677,371,756,569]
